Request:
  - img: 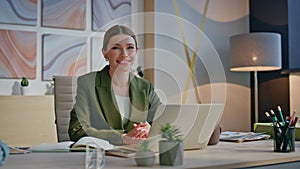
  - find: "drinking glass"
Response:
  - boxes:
[85,142,105,169]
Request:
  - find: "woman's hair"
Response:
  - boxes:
[102,25,138,51]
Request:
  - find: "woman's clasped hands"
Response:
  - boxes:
[122,122,151,145]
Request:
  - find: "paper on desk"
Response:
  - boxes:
[220,131,271,142]
[30,141,74,152]
[30,136,115,152]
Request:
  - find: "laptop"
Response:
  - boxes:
[147,104,224,151]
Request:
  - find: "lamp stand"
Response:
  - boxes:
[254,71,258,124]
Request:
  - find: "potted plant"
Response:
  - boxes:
[159,123,184,166]
[134,140,155,166]
[20,77,29,95]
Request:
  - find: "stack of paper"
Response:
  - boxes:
[220,131,270,142]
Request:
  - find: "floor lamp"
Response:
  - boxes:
[230,33,282,124]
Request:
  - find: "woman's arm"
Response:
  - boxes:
[146,83,162,123]
[68,108,124,144]
[68,74,124,145]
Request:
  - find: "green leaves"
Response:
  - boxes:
[139,140,151,152]
[160,123,183,142]
[21,77,29,87]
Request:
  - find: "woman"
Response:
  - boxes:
[68,25,161,145]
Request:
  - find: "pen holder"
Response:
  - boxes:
[273,126,295,152]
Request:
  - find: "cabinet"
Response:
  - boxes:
[0,96,57,146]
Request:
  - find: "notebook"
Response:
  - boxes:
[147,104,224,151]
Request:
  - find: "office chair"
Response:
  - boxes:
[53,76,77,142]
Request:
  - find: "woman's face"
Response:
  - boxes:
[102,34,138,73]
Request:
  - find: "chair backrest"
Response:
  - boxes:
[53,76,77,142]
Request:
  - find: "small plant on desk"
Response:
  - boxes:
[134,140,155,166]
[159,123,184,166]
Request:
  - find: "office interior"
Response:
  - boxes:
[0,0,300,147]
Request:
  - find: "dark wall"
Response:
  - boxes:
[288,0,300,71]
[250,0,291,123]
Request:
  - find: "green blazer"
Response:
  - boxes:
[68,66,161,145]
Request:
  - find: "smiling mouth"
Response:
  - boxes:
[117,60,131,64]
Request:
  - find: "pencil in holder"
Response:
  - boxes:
[273,125,295,152]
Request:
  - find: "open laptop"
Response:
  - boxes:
[147,104,224,151]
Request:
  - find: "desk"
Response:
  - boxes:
[0,96,57,146]
[2,140,300,169]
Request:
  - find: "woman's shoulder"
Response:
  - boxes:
[131,75,153,88]
[78,71,98,81]
[77,66,108,84]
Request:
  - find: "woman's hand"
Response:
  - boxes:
[122,122,151,145]
[129,122,151,138]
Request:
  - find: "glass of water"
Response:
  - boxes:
[85,142,105,169]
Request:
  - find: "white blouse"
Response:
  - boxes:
[115,95,131,126]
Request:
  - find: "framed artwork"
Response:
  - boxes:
[42,34,88,80]
[0,29,36,79]
[93,0,131,31]
[42,0,86,30]
[0,0,37,26]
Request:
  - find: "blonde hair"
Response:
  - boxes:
[102,25,138,51]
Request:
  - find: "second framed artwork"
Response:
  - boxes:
[42,34,88,81]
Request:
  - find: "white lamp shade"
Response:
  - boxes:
[230,33,282,71]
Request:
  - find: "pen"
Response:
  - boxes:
[292,110,296,118]
[291,116,298,126]
[277,106,285,125]
[270,109,281,128]
[266,111,282,151]
[265,111,281,133]
[270,110,277,120]
[265,112,273,122]
[288,110,296,126]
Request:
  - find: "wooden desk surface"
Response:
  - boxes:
[2,140,300,169]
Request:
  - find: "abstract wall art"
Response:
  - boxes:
[0,0,136,95]
[0,29,37,79]
[42,0,86,30]
[0,0,37,26]
[42,34,88,80]
[93,0,131,31]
